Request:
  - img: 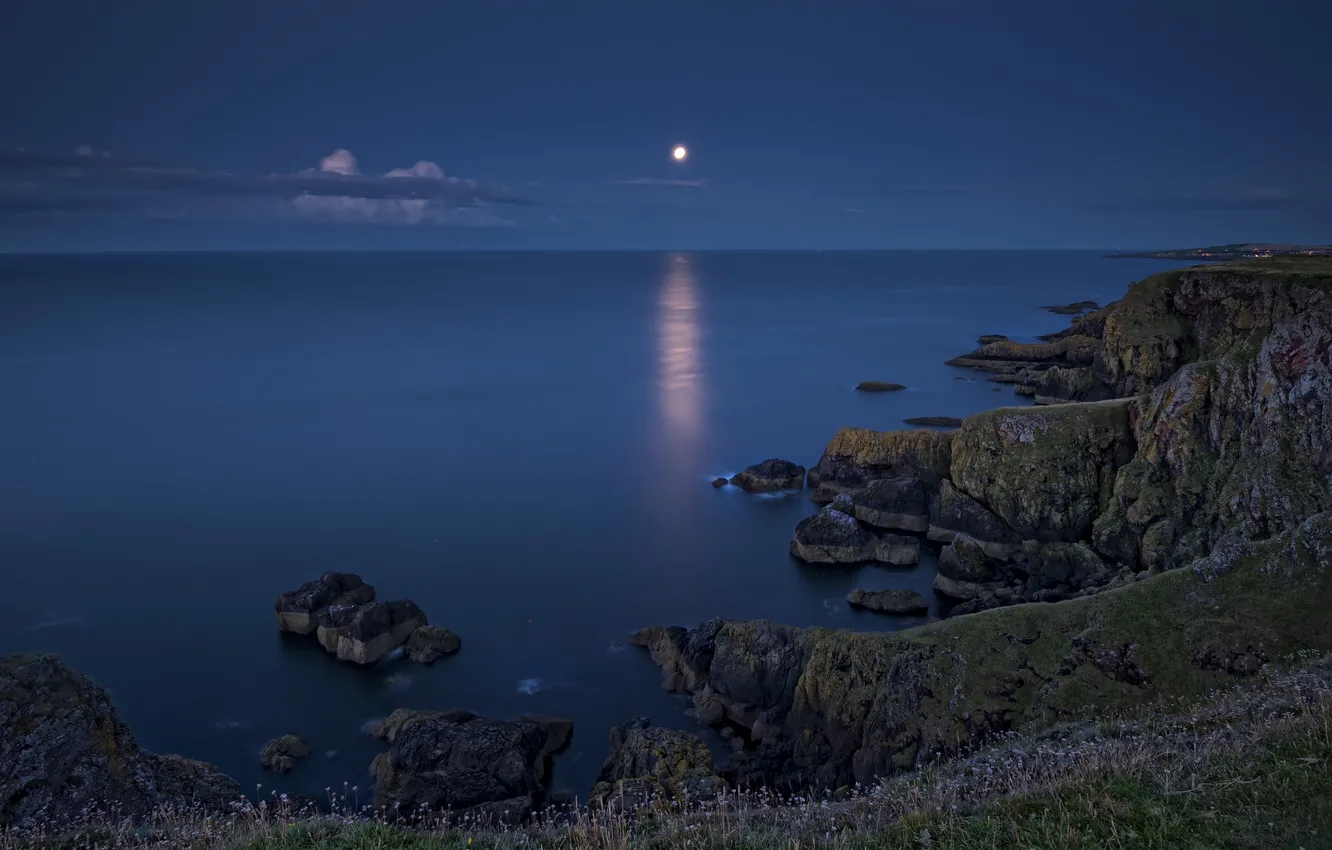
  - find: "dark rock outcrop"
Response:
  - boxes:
[846,588,928,614]
[259,735,311,773]
[845,476,930,533]
[711,477,728,488]
[855,381,906,392]
[0,654,243,828]
[369,708,571,821]
[730,459,806,493]
[589,719,724,808]
[317,599,427,665]
[405,625,461,664]
[790,499,920,565]
[275,572,375,634]
[977,334,1009,346]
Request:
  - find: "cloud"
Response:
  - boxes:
[0,146,528,227]
[615,177,708,188]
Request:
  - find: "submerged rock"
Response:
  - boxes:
[846,588,928,614]
[589,718,724,809]
[370,709,571,820]
[0,654,243,828]
[855,381,906,392]
[275,572,375,634]
[405,625,461,664]
[730,459,806,493]
[259,735,311,773]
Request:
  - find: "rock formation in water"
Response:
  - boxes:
[855,381,906,392]
[790,494,920,565]
[368,708,572,821]
[276,573,453,666]
[635,257,1332,791]
[729,459,807,493]
[259,735,311,773]
[845,588,927,614]
[0,654,244,828]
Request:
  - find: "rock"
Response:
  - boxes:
[711,477,728,488]
[1042,300,1100,315]
[275,572,375,634]
[405,625,461,664]
[932,572,987,600]
[259,735,311,773]
[875,533,921,565]
[903,416,964,427]
[949,400,1136,544]
[807,427,952,502]
[729,459,806,493]
[855,381,906,392]
[845,476,930,533]
[0,654,244,829]
[927,480,1023,559]
[790,506,877,563]
[977,334,1009,345]
[589,718,724,809]
[938,534,994,583]
[1022,541,1113,593]
[371,709,571,820]
[846,588,928,614]
[318,599,427,665]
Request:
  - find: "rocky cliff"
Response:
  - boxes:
[0,655,243,828]
[640,257,1332,790]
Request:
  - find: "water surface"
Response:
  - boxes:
[0,250,1182,799]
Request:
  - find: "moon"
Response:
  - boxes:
[672,145,688,162]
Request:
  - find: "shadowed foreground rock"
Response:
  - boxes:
[590,718,725,809]
[0,654,243,828]
[369,708,572,821]
[790,497,919,565]
[730,459,806,493]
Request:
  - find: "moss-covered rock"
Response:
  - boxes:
[948,400,1136,543]
[589,719,724,809]
[807,427,952,502]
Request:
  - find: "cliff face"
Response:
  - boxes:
[643,257,1332,790]
[0,655,243,828]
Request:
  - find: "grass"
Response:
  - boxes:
[6,659,1331,850]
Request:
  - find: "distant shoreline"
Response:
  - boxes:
[1106,244,1332,261]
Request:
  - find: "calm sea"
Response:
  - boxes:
[0,250,1183,799]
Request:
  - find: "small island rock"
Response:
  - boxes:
[855,381,906,392]
[846,588,928,614]
[977,334,1009,345]
[903,416,965,428]
[260,735,311,773]
[275,572,375,634]
[730,458,806,493]
[1041,300,1100,315]
[406,625,461,664]
[711,477,728,488]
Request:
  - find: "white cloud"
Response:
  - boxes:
[291,149,511,226]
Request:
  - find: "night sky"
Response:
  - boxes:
[2,0,1328,251]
